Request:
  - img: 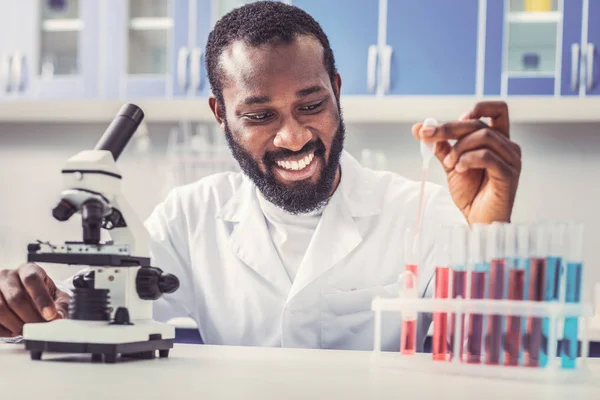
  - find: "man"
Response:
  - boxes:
[0,2,521,351]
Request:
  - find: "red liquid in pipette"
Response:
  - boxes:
[433,266,450,361]
[524,258,546,367]
[467,271,486,364]
[449,270,467,361]
[401,263,418,355]
[485,259,505,365]
[505,268,525,366]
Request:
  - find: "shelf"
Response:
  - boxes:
[0,96,598,123]
[506,11,561,23]
[42,19,83,32]
[129,17,173,31]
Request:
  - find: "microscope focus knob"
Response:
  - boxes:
[136,267,180,300]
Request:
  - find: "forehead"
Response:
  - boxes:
[219,35,331,102]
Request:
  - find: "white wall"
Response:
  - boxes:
[0,119,599,300]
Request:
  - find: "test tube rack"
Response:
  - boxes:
[371,295,595,383]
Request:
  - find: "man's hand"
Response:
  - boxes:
[412,101,521,224]
[0,263,70,337]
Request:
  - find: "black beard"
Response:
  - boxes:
[223,108,346,215]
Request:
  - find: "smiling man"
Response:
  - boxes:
[0,1,521,352]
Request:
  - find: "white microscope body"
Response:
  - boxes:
[23,104,179,363]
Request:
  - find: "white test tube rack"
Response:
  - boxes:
[371,296,595,383]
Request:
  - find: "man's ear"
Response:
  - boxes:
[333,72,342,100]
[209,96,226,130]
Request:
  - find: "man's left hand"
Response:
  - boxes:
[411,101,521,225]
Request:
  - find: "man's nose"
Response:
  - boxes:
[273,119,312,152]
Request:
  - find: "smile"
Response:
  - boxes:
[273,151,320,182]
[275,152,315,171]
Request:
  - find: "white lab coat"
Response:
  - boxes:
[145,151,467,351]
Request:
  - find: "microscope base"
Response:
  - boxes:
[22,319,176,363]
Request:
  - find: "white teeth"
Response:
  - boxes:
[276,152,315,171]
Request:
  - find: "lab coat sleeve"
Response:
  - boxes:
[416,184,468,352]
[144,189,197,324]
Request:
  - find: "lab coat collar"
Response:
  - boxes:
[216,150,383,297]
[217,150,383,222]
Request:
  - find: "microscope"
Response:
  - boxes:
[22,104,180,363]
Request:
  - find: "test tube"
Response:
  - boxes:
[561,222,584,369]
[504,224,526,366]
[540,223,566,367]
[524,224,548,368]
[400,228,419,355]
[466,224,488,364]
[432,227,451,361]
[485,223,506,365]
[449,225,468,362]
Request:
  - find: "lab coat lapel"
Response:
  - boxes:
[217,179,291,295]
[286,151,382,302]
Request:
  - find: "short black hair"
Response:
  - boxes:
[205,1,337,111]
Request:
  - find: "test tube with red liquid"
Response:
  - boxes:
[524,224,548,368]
[449,225,468,362]
[466,224,488,364]
[400,229,419,355]
[503,224,526,366]
[432,227,451,361]
[485,223,506,365]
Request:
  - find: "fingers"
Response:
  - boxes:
[0,324,13,337]
[455,149,519,180]
[462,101,510,137]
[18,263,57,320]
[0,290,25,335]
[442,128,522,171]
[0,269,45,327]
[413,119,488,142]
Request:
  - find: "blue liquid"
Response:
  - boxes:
[540,256,562,367]
[561,262,583,369]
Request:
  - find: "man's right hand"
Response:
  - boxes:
[0,263,70,337]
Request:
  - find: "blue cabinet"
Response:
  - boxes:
[585,0,600,95]
[292,0,379,95]
[103,0,190,98]
[1,0,100,99]
[0,0,17,99]
[385,0,479,95]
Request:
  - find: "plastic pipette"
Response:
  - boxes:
[415,118,437,234]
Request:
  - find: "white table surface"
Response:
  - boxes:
[1,343,599,400]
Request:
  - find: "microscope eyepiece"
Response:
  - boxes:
[93,103,145,161]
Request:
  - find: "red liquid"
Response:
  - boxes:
[400,264,418,354]
[524,258,546,367]
[449,270,467,361]
[433,266,450,361]
[467,271,486,364]
[485,259,505,365]
[504,269,525,366]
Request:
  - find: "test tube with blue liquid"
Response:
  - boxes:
[449,225,468,362]
[561,223,584,369]
[466,224,488,364]
[504,224,526,366]
[540,223,566,367]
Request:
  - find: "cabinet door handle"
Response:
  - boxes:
[571,43,580,92]
[10,52,27,93]
[177,47,190,92]
[587,43,595,91]
[381,45,393,93]
[367,44,378,92]
[190,47,203,92]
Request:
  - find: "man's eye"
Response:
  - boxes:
[300,100,325,111]
[245,112,273,121]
